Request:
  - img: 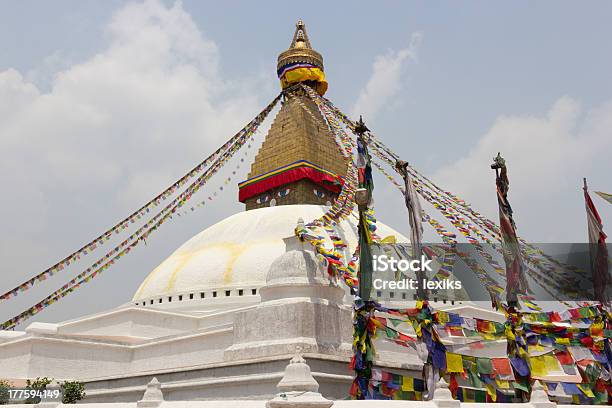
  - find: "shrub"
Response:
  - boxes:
[25,377,53,404]
[0,380,11,405]
[60,381,86,404]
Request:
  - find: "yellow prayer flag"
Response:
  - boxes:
[577,384,595,398]
[446,352,464,373]
[380,235,397,244]
[482,333,495,341]
[495,379,510,389]
[544,354,559,372]
[486,383,497,402]
[505,326,516,341]
[437,311,448,324]
[529,356,547,377]
[401,376,414,392]
[528,344,544,352]
[555,337,570,345]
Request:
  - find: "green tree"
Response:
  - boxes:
[25,377,53,404]
[60,381,86,404]
[0,380,11,405]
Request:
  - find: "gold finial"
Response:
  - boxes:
[289,19,312,50]
[278,19,323,72]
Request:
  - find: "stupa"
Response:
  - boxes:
[0,21,497,402]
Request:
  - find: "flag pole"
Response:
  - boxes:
[491,152,531,402]
[351,116,375,400]
[583,177,610,306]
[355,116,374,302]
[395,160,427,301]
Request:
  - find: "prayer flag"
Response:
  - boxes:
[446,352,464,373]
[529,356,546,377]
[492,358,512,376]
[477,357,493,374]
[583,179,610,304]
[401,376,414,392]
[595,191,612,205]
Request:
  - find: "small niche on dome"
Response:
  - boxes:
[189,293,194,300]
[238,289,244,296]
[225,290,231,297]
[213,291,217,298]
[251,288,257,295]
[178,295,183,301]
[200,292,205,299]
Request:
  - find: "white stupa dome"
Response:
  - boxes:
[132,204,409,311]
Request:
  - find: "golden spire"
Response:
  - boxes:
[277,19,324,73]
[238,21,344,210]
[290,19,312,49]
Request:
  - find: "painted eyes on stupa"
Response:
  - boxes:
[277,188,291,198]
[313,189,325,199]
[256,194,271,204]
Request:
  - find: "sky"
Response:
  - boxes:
[1,0,611,326]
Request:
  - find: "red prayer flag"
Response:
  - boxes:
[492,358,512,375]
[555,351,574,366]
[449,374,459,397]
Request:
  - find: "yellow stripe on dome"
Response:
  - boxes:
[222,243,247,285]
[161,243,248,293]
[165,252,197,293]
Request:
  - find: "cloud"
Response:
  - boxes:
[351,32,422,121]
[432,96,612,242]
[0,0,265,312]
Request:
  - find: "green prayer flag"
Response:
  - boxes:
[358,213,373,300]
[594,390,608,403]
[475,390,487,403]
[585,364,602,382]
[477,357,493,374]
[468,370,482,388]
[512,381,529,392]
[366,344,374,362]
[385,326,399,339]
[465,329,480,337]
[493,322,505,334]
[389,318,402,328]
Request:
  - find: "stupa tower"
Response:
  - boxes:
[238,20,348,210]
